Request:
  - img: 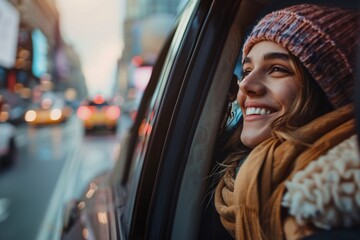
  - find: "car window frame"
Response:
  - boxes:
[171,0,274,239]
[112,0,205,238]
[125,0,208,238]
[142,0,254,238]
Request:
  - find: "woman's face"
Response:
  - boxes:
[238,41,301,148]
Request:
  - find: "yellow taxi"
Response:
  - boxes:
[25,96,72,125]
[77,95,120,133]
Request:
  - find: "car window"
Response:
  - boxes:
[115,0,264,237]
[194,1,360,239]
[170,1,262,238]
[110,1,198,237]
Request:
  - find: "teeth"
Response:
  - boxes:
[246,107,271,116]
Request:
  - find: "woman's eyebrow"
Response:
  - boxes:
[263,52,290,61]
[243,56,251,64]
[243,52,289,64]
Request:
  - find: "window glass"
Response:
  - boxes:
[121,0,200,233]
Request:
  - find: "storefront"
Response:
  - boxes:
[0,0,20,89]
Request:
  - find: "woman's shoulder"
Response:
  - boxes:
[282,135,360,234]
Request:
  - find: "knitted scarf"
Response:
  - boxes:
[214,104,355,240]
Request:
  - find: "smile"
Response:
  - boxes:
[245,107,273,116]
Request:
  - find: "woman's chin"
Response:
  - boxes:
[241,131,272,149]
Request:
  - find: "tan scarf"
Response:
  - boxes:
[214,104,355,240]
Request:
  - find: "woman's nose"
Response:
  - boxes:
[239,73,265,96]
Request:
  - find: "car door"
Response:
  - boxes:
[112,0,270,239]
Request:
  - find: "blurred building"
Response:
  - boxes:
[59,44,88,100]
[117,0,181,100]
[0,0,87,102]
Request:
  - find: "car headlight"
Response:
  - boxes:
[50,109,62,120]
[25,110,36,122]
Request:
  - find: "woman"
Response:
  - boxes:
[214,3,360,240]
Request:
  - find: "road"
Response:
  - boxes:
[0,112,132,240]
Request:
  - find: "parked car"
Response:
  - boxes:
[0,122,16,168]
[24,94,72,126]
[61,0,360,239]
[0,90,28,125]
[77,94,120,134]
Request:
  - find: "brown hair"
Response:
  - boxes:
[271,54,334,144]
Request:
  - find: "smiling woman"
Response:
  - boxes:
[239,41,301,148]
[214,3,360,240]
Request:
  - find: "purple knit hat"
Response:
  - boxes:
[242,4,360,108]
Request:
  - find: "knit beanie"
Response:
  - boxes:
[242,4,360,108]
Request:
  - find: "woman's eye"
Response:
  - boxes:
[269,66,291,75]
[241,69,251,78]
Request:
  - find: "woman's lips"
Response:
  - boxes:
[243,106,276,121]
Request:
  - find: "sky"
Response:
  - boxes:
[55,0,124,98]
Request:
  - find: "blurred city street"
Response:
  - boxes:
[0,0,179,239]
[0,111,133,240]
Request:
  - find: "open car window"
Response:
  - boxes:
[110,0,199,237]
[174,0,360,239]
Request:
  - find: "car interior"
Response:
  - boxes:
[102,0,360,239]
